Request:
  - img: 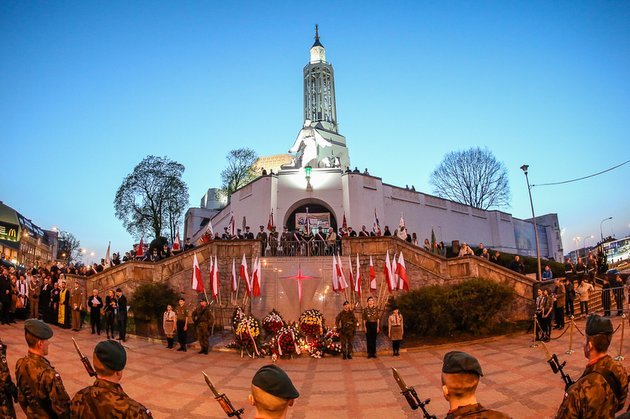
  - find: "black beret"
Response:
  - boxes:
[442,351,483,376]
[24,319,53,340]
[252,364,299,399]
[95,340,127,371]
[343,300,350,306]
[586,314,613,336]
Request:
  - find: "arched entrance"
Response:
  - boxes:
[284,199,338,234]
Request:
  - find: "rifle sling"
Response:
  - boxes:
[589,370,623,403]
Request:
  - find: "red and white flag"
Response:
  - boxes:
[396,252,409,291]
[240,254,251,295]
[231,258,238,293]
[392,252,399,289]
[342,212,348,235]
[347,255,354,290]
[192,253,204,292]
[336,253,349,290]
[206,220,214,238]
[331,255,340,292]
[373,209,381,235]
[229,214,236,236]
[355,253,362,298]
[105,241,111,267]
[211,255,220,299]
[267,210,274,231]
[136,237,144,258]
[172,232,181,252]
[369,256,377,290]
[251,257,261,297]
[384,250,394,292]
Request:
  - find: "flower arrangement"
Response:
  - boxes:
[322,328,342,355]
[235,315,261,343]
[231,307,246,331]
[272,326,300,357]
[299,309,323,336]
[262,309,285,335]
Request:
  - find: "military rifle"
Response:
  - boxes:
[541,341,574,391]
[72,338,97,377]
[202,371,244,418]
[0,339,18,403]
[392,368,437,419]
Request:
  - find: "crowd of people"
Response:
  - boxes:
[0,264,129,341]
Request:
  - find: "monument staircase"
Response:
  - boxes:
[69,237,543,332]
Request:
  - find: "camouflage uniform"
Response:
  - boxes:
[15,352,71,418]
[0,341,17,419]
[555,354,628,418]
[70,378,152,418]
[335,309,357,358]
[445,403,510,418]
[192,304,213,353]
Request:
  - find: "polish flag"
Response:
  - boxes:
[369,256,377,290]
[211,255,220,299]
[172,232,181,252]
[267,210,274,231]
[336,253,349,290]
[136,237,144,258]
[240,254,251,295]
[252,257,261,297]
[229,214,236,236]
[332,255,340,292]
[231,259,238,293]
[342,212,348,231]
[396,252,409,291]
[191,253,204,292]
[347,255,354,291]
[392,252,399,290]
[355,254,362,298]
[384,250,394,292]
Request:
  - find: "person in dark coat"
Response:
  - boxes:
[88,289,103,335]
[115,289,127,341]
[38,277,52,322]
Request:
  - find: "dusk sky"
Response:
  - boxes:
[2,1,629,263]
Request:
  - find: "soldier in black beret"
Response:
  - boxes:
[248,364,299,419]
[71,340,152,418]
[15,319,71,418]
[441,351,509,418]
[335,301,358,360]
[556,314,628,418]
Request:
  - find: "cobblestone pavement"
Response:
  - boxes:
[3,316,630,418]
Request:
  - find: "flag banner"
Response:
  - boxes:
[267,210,274,231]
[396,252,409,291]
[192,253,204,292]
[384,250,393,292]
[231,258,238,293]
[355,253,362,297]
[369,256,377,290]
[136,237,144,258]
[105,241,111,267]
[347,255,354,291]
[207,220,214,238]
[229,214,235,236]
[252,257,261,297]
[373,208,381,235]
[240,254,251,295]
[336,253,349,290]
[331,255,339,292]
[392,252,399,290]
[212,255,220,299]
[342,212,348,230]
[173,232,181,251]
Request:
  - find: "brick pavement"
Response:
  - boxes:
[3,316,630,418]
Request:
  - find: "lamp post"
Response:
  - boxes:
[583,235,594,254]
[600,217,613,241]
[520,165,542,281]
[573,237,581,261]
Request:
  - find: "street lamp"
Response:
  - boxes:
[583,235,594,253]
[520,164,542,281]
[600,217,613,241]
[573,236,581,260]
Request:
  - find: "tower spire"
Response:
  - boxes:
[315,24,319,42]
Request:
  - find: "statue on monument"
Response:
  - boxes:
[288,120,332,168]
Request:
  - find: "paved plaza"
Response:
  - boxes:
[3,316,630,418]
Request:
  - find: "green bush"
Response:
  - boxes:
[130,282,179,321]
[392,278,515,337]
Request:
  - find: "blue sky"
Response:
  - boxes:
[1,1,629,262]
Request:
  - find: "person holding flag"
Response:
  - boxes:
[362,296,379,358]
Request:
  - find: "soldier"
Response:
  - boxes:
[441,351,510,418]
[71,340,152,418]
[175,297,189,352]
[27,274,40,319]
[335,301,357,360]
[70,281,84,331]
[248,364,299,419]
[192,298,213,354]
[15,319,71,418]
[0,339,17,418]
[256,225,268,257]
[362,296,380,358]
[555,314,628,418]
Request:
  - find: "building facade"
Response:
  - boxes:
[187,28,564,261]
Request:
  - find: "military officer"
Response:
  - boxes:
[15,319,71,418]
[335,301,358,360]
[441,351,510,418]
[256,225,268,256]
[71,340,152,418]
[362,296,380,358]
[555,314,628,418]
[192,298,213,354]
[249,364,299,419]
[0,339,17,418]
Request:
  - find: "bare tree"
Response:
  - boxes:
[429,147,510,210]
[220,148,258,201]
[58,231,81,262]
[114,155,189,243]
